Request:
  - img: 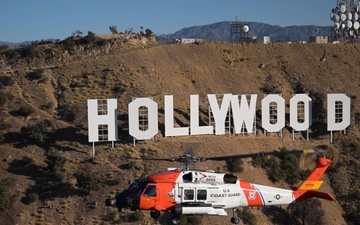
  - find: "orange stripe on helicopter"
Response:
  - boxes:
[239,180,264,206]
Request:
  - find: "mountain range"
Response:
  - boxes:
[159,21,333,43]
[1,21,333,47]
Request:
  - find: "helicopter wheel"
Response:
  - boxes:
[171,216,181,225]
[231,208,240,224]
[231,217,240,224]
[150,210,160,219]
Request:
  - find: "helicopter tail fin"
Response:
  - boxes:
[292,157,335,202]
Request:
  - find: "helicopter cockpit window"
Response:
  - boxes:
[197,189,207,200]
[184,189,194,200]
[143,185,156,197]
[127,179,151,195]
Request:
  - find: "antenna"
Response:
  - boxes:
[330,0,360,42]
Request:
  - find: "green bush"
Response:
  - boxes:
[21,156,35,166]
[18,105,34,117]
[74,164,101,193]
[128,211,144,222]
[0,177,19,211]
[0,75,14,87]
[26,69,44,80]
[0,92,7,107]
[21,119,51,144]
[24,192,39,205]
[239,208,257,225]
[0,118,11,142]
[223,49,232,54]
[251,148,301,184]
[46,152,67,182]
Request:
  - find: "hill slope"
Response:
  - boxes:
[0,39,359,225]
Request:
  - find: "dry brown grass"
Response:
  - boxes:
[1,41,360,225]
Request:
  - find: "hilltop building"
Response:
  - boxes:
[309,36,328,43]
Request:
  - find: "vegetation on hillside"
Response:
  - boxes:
[0,39,359,225]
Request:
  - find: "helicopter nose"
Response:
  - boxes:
[105,198,116,207]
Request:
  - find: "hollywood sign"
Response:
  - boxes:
[87,93,351,142]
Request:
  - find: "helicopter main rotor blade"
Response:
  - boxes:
[128,148,329,163]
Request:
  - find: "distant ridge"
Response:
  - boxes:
[1,21,333,46]
[0,40,32,48]
[159,21,332,43]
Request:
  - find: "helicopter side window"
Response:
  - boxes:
[197,189,207,200]
[184,189,194,200]
[182,172,193,182]
[143,185,156,197]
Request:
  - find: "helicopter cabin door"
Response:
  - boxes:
[182,188,207,203]
[142,185,158,210]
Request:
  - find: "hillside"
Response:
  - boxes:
[0,36,360,225]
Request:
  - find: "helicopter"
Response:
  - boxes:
[105,148,335,224]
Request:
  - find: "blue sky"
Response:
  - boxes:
[1,0,335,43]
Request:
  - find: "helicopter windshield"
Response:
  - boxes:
[127,179,153,195]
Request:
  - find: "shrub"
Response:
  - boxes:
[26,69,44,80]
[223,49,232,54]
[288,199,325,225]
[239,208,257,225]
[24,192,39,205]
[21,119,51,144]
[251,148,301,184]
[21,156,35,166]
[128,211,144,222]
[0,177,19,211]
[46,152,67,182]
[18,105,34,117]
[0,92,8,107]
[74,164,101,193]
[0,75,14,87]
[0,118,11,142]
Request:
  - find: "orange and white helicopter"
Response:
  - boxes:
[105,149,335,224]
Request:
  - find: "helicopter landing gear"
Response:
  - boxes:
[231,208,240,224]
[171,216,181,225]
[150,210,160,219]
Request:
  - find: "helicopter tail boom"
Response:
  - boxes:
[292,156,335,202]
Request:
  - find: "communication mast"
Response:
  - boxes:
[230,17,251,43]
[330,0,360,42]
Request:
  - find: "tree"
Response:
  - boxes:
[74,164,101,193]
[145,28,153,38]
[21,119,51,144]
[288,199,325,225]
[72,30,83,37]
[109,25,118,34]
[0,177,19,211]
[125,27,133,34]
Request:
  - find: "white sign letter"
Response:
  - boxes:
[165,95,189,137]
[327,93,351,131]
[128,98,158,140]
[261,94,285,132]
[208,94,232,135]
[231,94,257,134]
[190,95,213,135]
[87,99,118,142]
[290,94,312,131]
